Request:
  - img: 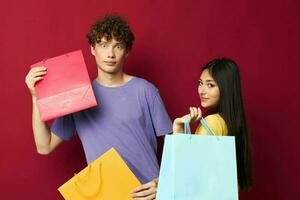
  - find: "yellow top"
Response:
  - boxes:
[195,114,228,136]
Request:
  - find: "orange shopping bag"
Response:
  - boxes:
[30,50,97,121]
[58,148,141,200]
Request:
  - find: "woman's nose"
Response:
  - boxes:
[198,86,206,95]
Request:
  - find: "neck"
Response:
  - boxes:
[96,69,130,87]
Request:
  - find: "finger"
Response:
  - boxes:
[192,107,198,120]
[190,107,197,120]
[25,77,42,91]
[32,76,44,85]
[189,107,194,120]
[32,70,47,78]
[132,187,157,198]
[27,74,44,84]
[132,181,156,193]
[195,107,202,120]
[30,66,46,73]
[134,193,156,200]
[26,67,47,81]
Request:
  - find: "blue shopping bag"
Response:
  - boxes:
[156,118,239,200]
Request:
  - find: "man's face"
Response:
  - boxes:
[91,37,128,75]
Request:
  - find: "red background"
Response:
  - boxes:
[1,0,299,199]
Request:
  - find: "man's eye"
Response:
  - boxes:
[116,44,123,49]
[100,43,107,48]
[198,81,203,86]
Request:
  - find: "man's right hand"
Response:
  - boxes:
[25,66,47,96]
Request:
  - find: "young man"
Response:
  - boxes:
[25,15,172,200]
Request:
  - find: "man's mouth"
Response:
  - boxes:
[104,61,117,65]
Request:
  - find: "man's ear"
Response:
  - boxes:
[91,45,95,56]
[125,51,129,58]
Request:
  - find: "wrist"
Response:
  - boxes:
[32,95,37,102]
[172,123,184,133]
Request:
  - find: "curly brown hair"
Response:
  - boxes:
[87,15,135,51]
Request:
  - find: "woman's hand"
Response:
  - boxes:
[173,107,202,133]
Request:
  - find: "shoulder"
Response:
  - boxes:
[204,114,225,125]
[205,114,228,136]
[196,114,228,136]
[131,77,159,95]
[132,77,158,89]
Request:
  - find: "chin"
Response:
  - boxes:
[201,103,208,108]
[100,67,120,74]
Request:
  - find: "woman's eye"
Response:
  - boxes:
[207,83,214,88]
[198,81,203,86]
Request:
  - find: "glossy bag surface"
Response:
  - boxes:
[156,119,239,200]
[30,50,97,121]
[58,148,141,200]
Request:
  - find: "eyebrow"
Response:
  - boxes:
[198,79,215,82]
[99,40,108,43]
[99,40,123,46]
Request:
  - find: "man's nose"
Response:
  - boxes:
[107,47,115,58]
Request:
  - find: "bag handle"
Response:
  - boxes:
[184,118,192,134]
[200,118,216,136]
[183,117,216,136]
[74,162,102,198]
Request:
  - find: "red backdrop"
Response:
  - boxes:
[1,0,299,199]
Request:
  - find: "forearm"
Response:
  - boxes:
[31,96,52,154]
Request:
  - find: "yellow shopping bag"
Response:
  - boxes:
[58,148,141,200]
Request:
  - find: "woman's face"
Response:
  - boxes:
[198,69,220,109]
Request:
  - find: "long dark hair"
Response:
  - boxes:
[202,58,252,191]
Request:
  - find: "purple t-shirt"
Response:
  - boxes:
[51,77,172,183]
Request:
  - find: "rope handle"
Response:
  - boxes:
[74,162,102,198]
[183,117,216,136]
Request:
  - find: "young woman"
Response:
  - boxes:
[173,58,252,191]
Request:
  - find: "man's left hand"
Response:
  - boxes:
[131,178,158,200]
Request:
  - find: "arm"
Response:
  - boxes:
[25,67,63,155]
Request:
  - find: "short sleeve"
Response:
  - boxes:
[150,92,173,136]
[50,114,77,140]
[195,114,228,136]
